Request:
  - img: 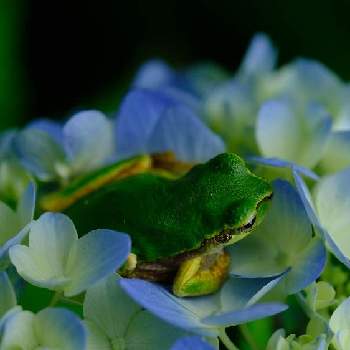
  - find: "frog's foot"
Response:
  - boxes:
[173,250,230,297]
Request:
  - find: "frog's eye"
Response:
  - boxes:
[237,214,256,233]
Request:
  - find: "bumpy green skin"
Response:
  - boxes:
[65,153,272,262]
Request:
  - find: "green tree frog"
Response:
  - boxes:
[41,153,272,297]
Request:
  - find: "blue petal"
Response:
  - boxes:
[29,119,63,146]
[13,128,65,181]
[239,33,277,76]
[0,130,16,158]
[133,59,176,89]
[63,110,114,173]
[148,105,225,162]
[248,156,319,180]
[119,278,219,337]
[203,303,287,326]
[116,89,177,159]
[64,229,131,296]
[171,336,215,350]
[285,237,326,294]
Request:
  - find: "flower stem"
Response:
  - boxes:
[239,324,260,350]
[219,328,240,350]
[48,291,62,307]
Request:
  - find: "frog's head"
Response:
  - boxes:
[180,152,272,250]
[172,153,272,296]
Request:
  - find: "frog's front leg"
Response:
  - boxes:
[173,250,230,297]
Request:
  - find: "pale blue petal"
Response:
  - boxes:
[0,272,16,318]
[9,244,71,290]
[314,168,350,259]
[64,110,114,173]
[230,180,313,277]
[148,105,225,162]
[240,33,277,76]
[84,320,111,350]
[320,131,350,174]
[256,100,301,162]
[292,169,321,228]
[116,89,176,158]
[285,237,326,294]
[84,275,140,339]
[293,169,350,268]
[220,275,286,310]
[16,181,36,226]
[13,128,65,181]
[203,303,287,326]
[247,156,319,180]
[34,308,86,349]
[171,336,215,350]
[65,230,130,296]
[0,306,22,336]
[28,213,78,278]
[29,118,63,145]
[119,278,219,337]
[126,310,189,350]
[133,59,176,89]
[0,223,31,268]
[299,103,332,168]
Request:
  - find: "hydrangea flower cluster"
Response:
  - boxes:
[1,33,350,349]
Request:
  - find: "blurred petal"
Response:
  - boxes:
[0,223,31,267]
[84,275,140,339]
[240,33,277,76]
[0,201,20,246]
[34,308,86,350]
[170,336,215,350]
[16,181,36,227]
[84,320,111,350]
[126,310,189,350]
[119,278,219,336]
[1,310,37,348]
[0,272,16,318]
[29,118,63,145]
[319,131,350,174]
[330,296,350,349]
[64,110,114,173]
[13,128,65,181]
[299,103,332,168]
[65,230,130,296]
[148,105,225,162]
[256,100,301,161]
[203,303,287,326]
[116,89,175,158]
[133,59,175,89]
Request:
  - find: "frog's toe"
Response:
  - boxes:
[173,250,230,297]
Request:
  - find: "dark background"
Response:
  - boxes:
[2,0,350,130]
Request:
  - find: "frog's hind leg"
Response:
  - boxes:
[172,250,230,297]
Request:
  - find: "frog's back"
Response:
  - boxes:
[65,173,205,261]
